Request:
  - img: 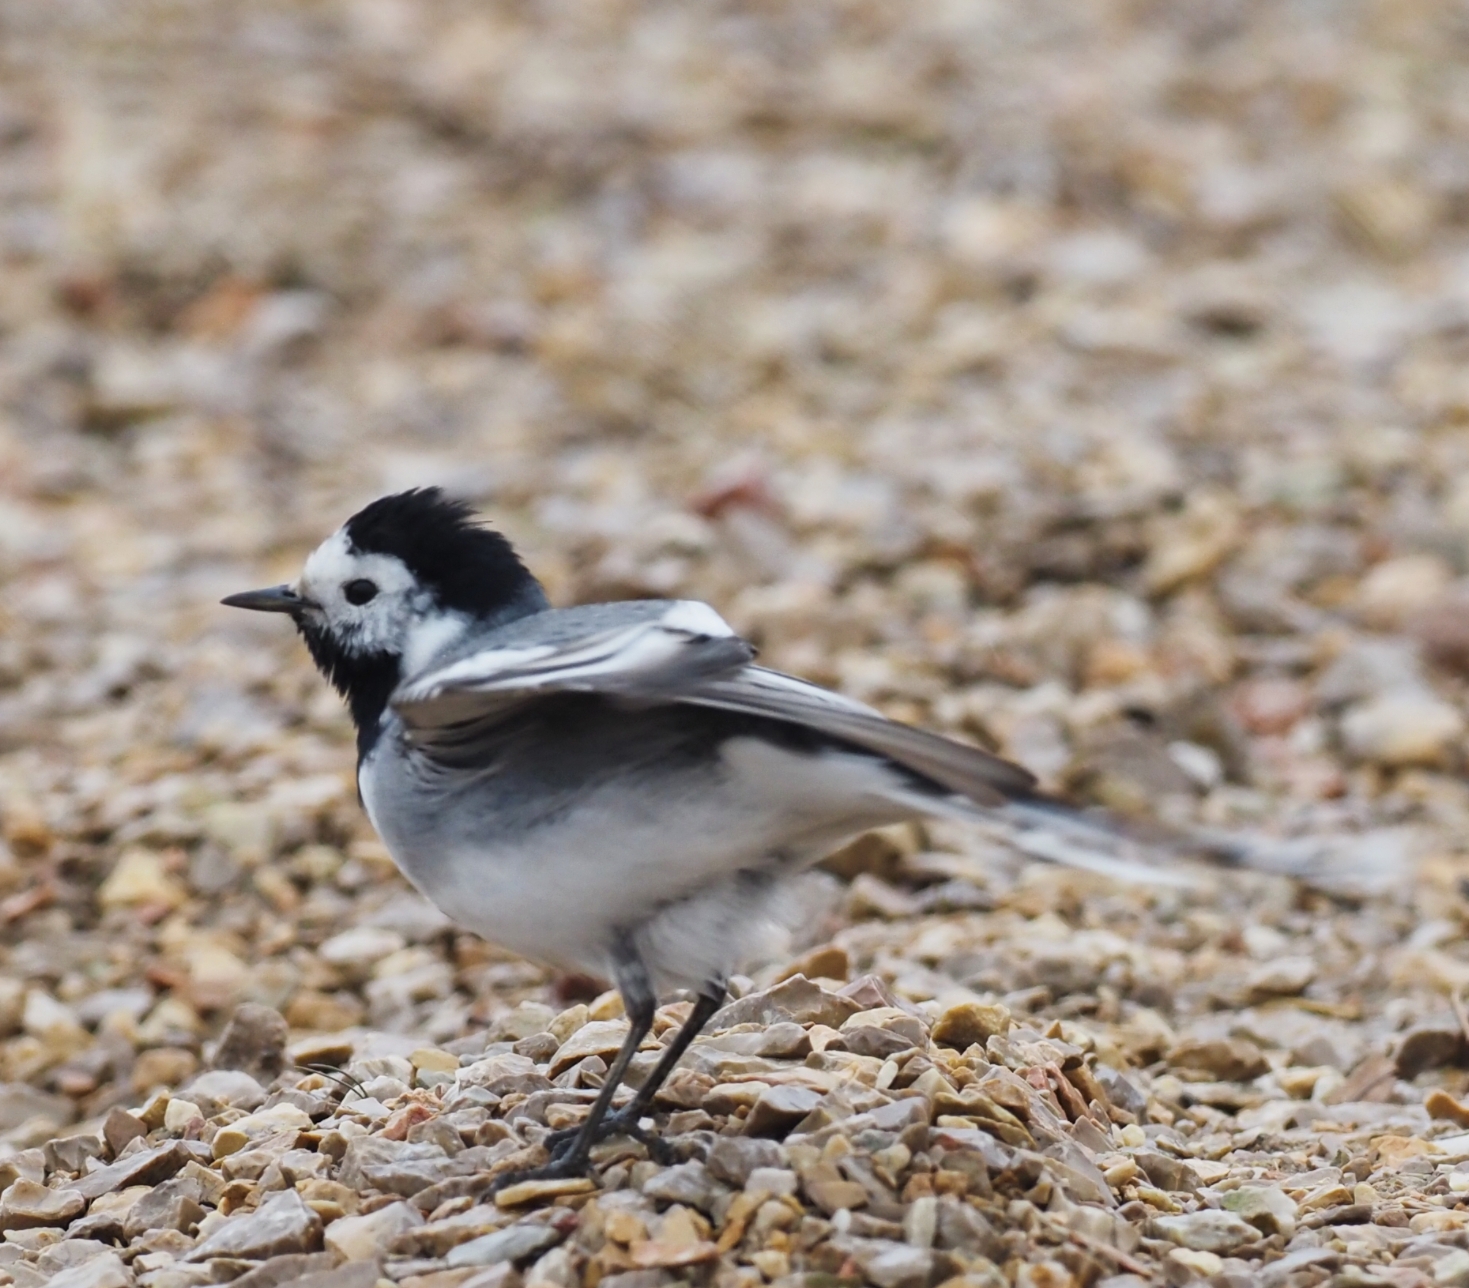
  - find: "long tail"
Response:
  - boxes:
[899,787,1405,898]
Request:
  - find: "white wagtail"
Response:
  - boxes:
[224,487,1175,1182]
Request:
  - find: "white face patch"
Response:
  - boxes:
[297,527,464,664]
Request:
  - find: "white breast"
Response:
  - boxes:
[358,733,914,982]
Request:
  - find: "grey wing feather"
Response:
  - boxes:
[391,605,1035,807]
[392,605,756,752]
[673,667,1036,807]
[390,602,1348,893]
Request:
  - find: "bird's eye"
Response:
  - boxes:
[343,579,379,606]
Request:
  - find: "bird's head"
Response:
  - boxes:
[224,488,546,739]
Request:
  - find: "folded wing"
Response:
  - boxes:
[672,666,1035,806]
[392,599,1036,807]
[394,601,753,730]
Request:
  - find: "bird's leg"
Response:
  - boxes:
[609,979,726,1126]
[545,978,726,1165]
[491,935,656,1190]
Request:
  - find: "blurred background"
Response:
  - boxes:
[5,0,1469,1141]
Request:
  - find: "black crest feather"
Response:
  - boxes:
[345,488,544,620]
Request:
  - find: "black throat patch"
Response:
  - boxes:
[300,624,400,763]
[301,488,549,763]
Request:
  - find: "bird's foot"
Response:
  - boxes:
[488,1149,595,1194]
[544,1107,676,1166]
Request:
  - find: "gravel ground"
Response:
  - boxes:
[6,2,1469,1286]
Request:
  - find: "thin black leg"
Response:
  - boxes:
[619,979,726,1121]
[544,977,727,1165]
[492,934,657,1190]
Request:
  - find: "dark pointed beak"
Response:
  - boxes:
[221,584,307,615]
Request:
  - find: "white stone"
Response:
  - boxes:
[163,1099,203,1131]
[1354,554,1452,629]
[744,1167,798,1198]
[324,1200,423,1260]
[1341,693,1465,767]
[1151,1210,1262,1254]
[319,926,408,970]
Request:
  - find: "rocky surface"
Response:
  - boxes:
[5,982,1469,1288]
[6,1,1469,1285]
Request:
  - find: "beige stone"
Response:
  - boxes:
[98,849,187,911]
[493,1177,594,1208]
[932,1002,1010,1050]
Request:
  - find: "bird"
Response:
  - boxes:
[222,486,1182,1185]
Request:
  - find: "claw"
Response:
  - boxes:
[489,1152,590,1193]
[489,1109,678,1194]
[638,1131,678,1166]
[544,1109,675,1166]
[543,1125,578,1156]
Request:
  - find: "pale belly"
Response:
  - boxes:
[358,732,911,977]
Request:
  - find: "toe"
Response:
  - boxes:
[646,1134,677,1163]
[490,1155,589,1193]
